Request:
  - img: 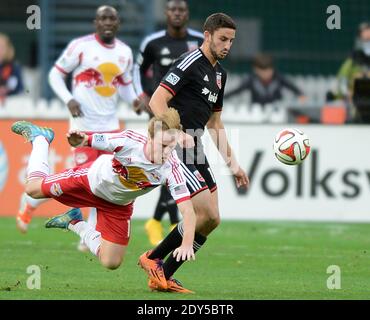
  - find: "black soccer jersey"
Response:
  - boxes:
[160,48,227,132]
[134,29,203,96]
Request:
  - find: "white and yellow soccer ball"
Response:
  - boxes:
[273,128,311,165]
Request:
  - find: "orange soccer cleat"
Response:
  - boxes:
[16,195,35,234]
[138,250,167,290]
[148,278,194,294]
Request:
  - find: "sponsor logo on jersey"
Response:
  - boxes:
[201,87,218,103]
[187,41,199,52]
[50,183,63,197]
[116,165,154,191]
[202,87,210,95]
[165,73,181,86]
[216,72,222,89]
[203,74,209,82]
[160,47,170,55]
[74,62,125,97]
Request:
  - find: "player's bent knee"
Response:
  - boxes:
[25,181,44,199]
[100,256,123,270]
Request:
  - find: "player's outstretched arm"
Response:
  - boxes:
[149,86,172,116]
[173,200,196,262]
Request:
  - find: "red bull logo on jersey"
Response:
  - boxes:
[74,62,123,97]
[116,165,154,191]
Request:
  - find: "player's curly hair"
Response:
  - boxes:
[148,107,182,138]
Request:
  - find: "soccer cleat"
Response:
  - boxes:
[11,120,54,144]
[144,218,163,246]
[16,212,32,234]
[138,250,167,290]
[45,208,83,229]
[148,278,194,294]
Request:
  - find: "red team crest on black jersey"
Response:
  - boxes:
[216,72,222,89]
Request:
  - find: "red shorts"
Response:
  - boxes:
[72,129,121,166]
[41,162,133,245]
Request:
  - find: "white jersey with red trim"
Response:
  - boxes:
[86,129,190,205]
[55,33,134,131]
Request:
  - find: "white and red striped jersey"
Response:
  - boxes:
[86,129,190,205]
[55,33,134,131]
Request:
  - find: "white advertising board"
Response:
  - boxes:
[128,122,370,222]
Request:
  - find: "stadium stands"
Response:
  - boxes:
[0,71,339,124]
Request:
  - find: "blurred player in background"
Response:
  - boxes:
[330,22,370,122]
[224,53,305,105]
[138,13,249,293]
[15,6,144,251]
[11,109,197,280]
[0,33,23,104]
[133,0,203,246]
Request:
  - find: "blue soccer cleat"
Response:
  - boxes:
[11,120,55,144]
[45,208,83,229]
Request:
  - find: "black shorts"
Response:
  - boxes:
[176,143,217,197]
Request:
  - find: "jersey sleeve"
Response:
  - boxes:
[54,39,83,74]
[213,72,227,112]
[166,154,190,204]
[121,49,134,85]
[133,37,156,96]
[159,58,191,97]
[88,131,127,153]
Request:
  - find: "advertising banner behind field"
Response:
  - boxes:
[1,120,370,222]
[130,123,370,222]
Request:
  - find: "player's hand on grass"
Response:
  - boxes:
[67,130,87,147]
[233,166,249,189]
[178,132,195,148]
[67,99,83,117]
[173,245,195,262]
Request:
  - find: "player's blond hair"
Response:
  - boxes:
[148,107,182,138]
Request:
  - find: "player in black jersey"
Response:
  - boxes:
[133,0,203,247]
[138,13,249,293]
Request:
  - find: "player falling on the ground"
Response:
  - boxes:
[16,6,145,250]
[137,13,249,293]
[11,108,197,292]
[133,0,203,246]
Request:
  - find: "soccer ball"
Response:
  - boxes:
[273,128,310,165]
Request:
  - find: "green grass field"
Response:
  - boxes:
[1,217,370,300]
